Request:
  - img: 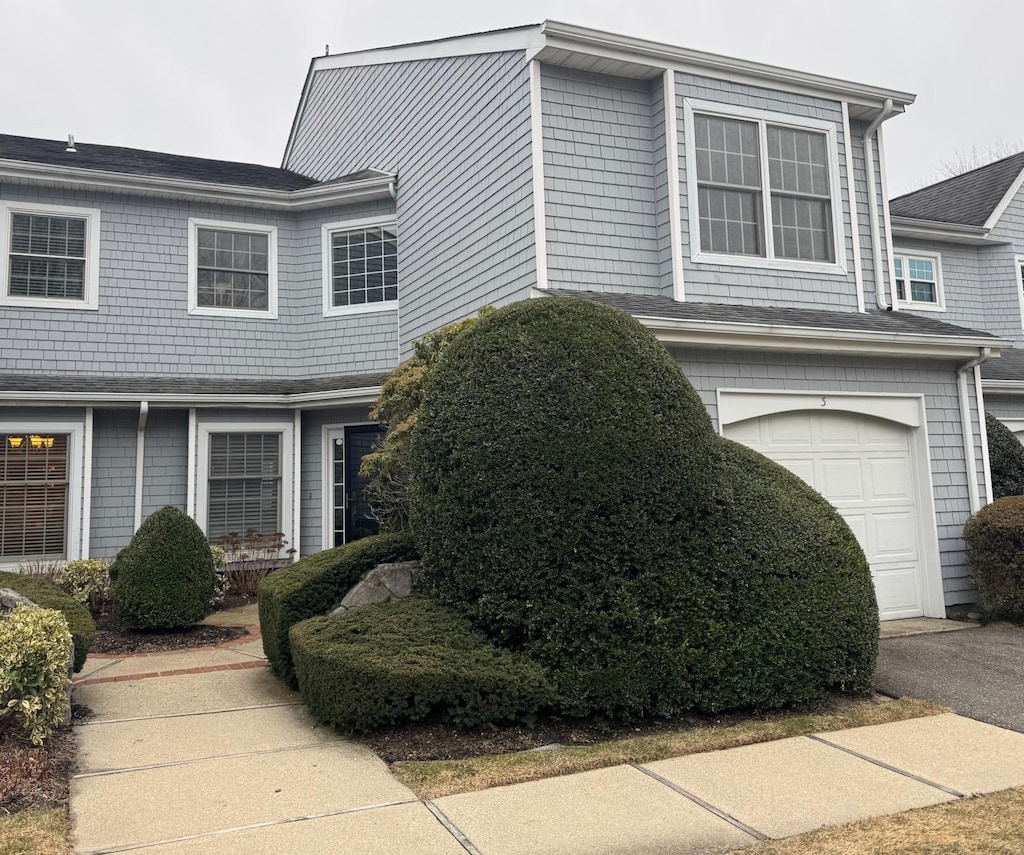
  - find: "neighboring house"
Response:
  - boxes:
[888,153,1024,444]
[0,22,1006,620]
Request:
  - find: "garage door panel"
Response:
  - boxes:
[870,512,919,561]
[817,412,862,445]
[765,412,813,445]
[872,569,924,619]
[867,457,915,501]
[819,458,867,501]
[769,456,816,486]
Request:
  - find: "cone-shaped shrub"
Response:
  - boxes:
[986,414,1024,499]
[112,505,216,630]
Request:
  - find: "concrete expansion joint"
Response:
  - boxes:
[75,700,304,726]
[423,800,483,855]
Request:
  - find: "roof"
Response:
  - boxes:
[543,289,999,341]
[889,151,1024,227]
[981,347,1024,381]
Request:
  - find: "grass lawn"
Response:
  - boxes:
[750,786,1024,854]
[0,808,71,855]
[393,696,945,799]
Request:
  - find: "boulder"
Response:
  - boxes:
[329,561,423,617]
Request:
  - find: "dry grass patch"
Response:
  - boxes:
[750,786,1024,855]
[0,808,72,855]
[393,696,945,799]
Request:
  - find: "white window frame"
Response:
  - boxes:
[892,249,945,312]
[187,218,278,319]
[0,201,101,310]
[195,420,294,547]
[683,99,847,276]
[1015,255,1024,331]
[321,215,399,317]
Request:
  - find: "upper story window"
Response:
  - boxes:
[187,219,278,319]
[1,201,101,310]
[321,216,398,316]
[892,250,944,311]
[683,100,846,276]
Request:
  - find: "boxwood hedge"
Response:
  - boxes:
[964,496,1024,620]
[0,571,94,672]
[986,414,1024,499]
[290,598,553,733]
[258,532,418,686]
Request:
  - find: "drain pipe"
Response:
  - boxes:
[133,401,149,531]
[957,350,992,513]
[864,98,897,310]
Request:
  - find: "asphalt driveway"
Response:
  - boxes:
[877,623,1024,733]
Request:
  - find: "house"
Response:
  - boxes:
[0,22,1006,621]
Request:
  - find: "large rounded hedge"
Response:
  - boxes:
[964,496,1024,619]
[409,296,877,719]
[986,414,1024,499]
[112,505,216,630]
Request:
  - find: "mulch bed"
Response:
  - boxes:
[89,613,248,655]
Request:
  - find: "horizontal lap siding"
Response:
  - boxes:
[541,66,662,295]
[284,52,536,352]
[671,348,980,606]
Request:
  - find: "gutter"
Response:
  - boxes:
[889,216,995,246]
[0,386,383,409]
[134,401,149,531]
[957,349,993,513]
[863,98,897,310]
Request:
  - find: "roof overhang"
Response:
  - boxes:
[981,380,1024,394]
[889,215,998,247]
[0,159,396,211]
[0,385,383,409]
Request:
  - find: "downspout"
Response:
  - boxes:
[957,349,992,513]
[387,179,397,201]
[863,98,896,310]
[133,401,149,531]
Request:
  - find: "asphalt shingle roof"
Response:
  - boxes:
[0,373,389,397]
[888,151,1024,227]
[544,289,998,340]
[981,347,1024,381]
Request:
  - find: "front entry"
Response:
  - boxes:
[325,425,385,548]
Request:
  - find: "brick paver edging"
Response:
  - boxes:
[74,659,268,686]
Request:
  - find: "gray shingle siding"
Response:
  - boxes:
[142,409,188,518]
[89,409,136,560]
[284,51,537,352]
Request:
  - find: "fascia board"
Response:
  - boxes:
[981,380,1024,392]
[983,165,1024,231]
[889,216,997,246]
[0,387,383,408]
[0,160,395,211]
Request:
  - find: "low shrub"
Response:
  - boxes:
[0,572,94,672]
[964,496,1024,620]
[986,414,1024,499]
[0,605,72,745]
[291,598,554,733]
[62,559,112,614]
[112,506,217,630]
[218,530,293,597]
[258,532,418,686]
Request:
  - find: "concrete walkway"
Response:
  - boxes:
[71,625,1024,855]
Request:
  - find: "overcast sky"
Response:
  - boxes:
[3,0,1021,194]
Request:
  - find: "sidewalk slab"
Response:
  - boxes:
[73,665,294,721]
[75,656,124,679]
[71,742,416,853]
[821,713,1024,795]
[229,638,268,660]
[76,703,340,772]
[644,735,952,839]
[77,647,257,680]
[123,802,465,855]
[879,618,977,638]
[433,763,754,855]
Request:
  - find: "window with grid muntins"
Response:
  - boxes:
[1,434,68,560]
[694,113,834,263]
[207,433,281,541]
[893,255,938,304]
[196,228,269,310]
[8,214,87,300]
[330,227,398,307]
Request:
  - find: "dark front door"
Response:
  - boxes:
[344,425,385,544]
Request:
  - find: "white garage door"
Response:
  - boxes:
[724,410,924,620]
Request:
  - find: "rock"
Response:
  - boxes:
[330,561,423,617]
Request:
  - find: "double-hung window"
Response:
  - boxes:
[322,217,398,316]
[1,202,101,310]
[685,101,844,272]
[188,219,278,318]
[892,251,944,310]
[206,433,282,542]
[1,432,70,561]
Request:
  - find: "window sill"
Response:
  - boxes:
[323,301,399,318]
[896,300,945,313]
[188,306,279,320]
[692,251,848,277]
[0,295,99,311]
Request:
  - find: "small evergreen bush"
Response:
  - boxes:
[0,605,73,745]
[258,532,418,686]
[0,571,94,671]
[62,558,112,614]
[964,496,1024,620]
[986,414,1024,499]
[111,505,216,630]
[290,598,553,733]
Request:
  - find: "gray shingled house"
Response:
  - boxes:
[0,22,1007,620]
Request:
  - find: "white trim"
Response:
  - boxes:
[1015,255,1024,332]
[877,124,900,312]
[716,388,944,619]
[133,401,148,532]
[529,59,548,290]
[976,365,993,505]
[187,218,278,319]
[194,418,295,545]
[841,102,865,313]
[81,408,93,558]
[889,216,993,245]
[998,418,1024,433]
[320,421,378,550]
[0,200,101,311]
[983,164,1024,231]
[957,366,981,513]
[682,99,848,276]
[0,385,385,409]
[186,408,197,518]
[663,69,685,301]
[891,248,946,312]
[292,410,301,561]
[0,417,85,569]
[321,215,399,317]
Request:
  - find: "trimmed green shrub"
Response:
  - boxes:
[0,571,94,672]
[1,605,73,745]
[258,532,418,686]
[409,296,877,719]
[291,598,554,733]
[62,558,112,614]
[986,414,1024,499]
[964,496,1024,620]
[112,505,216,630]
